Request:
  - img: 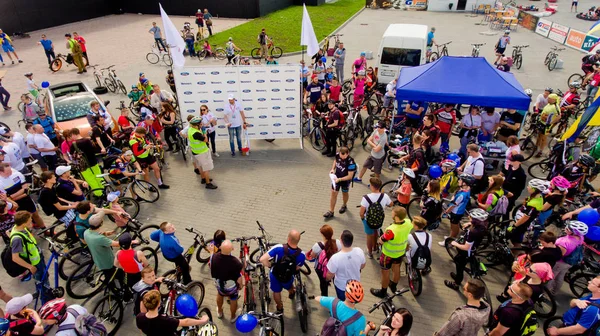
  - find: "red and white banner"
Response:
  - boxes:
[548,22,569,44]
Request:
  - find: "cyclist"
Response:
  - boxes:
[0,163,46,230]
[304,74,326,109]
[435,279,490,336]
[560,82,582,116]
[54,165,87,202]
[108,150,144,189]
[494,30,511,65]
[488,282,533,336]
[508,178,547,250]
[581,50,600,80]
[496,256,554,304]
[314,57,326,84]
[10,211,47,287]
[87,100,113,131]
[353,52,367,75]
[38,171,77,226]
[440,173,474,246]
[433,103,457,154]
[73,200,123,243]
[209,239,242,323]
[132,266,163,315]
[188,116,217,189]
[150,222,192,284]
[315,280,367,336]
[321,100,344,158]
[545,275,600,336]
[128,85,144,104]
[440,158,459,198]
[547,221,588,295]
[537,175,569,226]
[259,229,305,313]
[129,126,170,189]
[0,199,16,244]
[352,69,367,110]
[534,87,552,114]
[165,69,176,93]
[560,153,595,198]
[417,114,441,160]
[225,37,241,65]
[477,174,504,212]
[159,102,179,153]
[5,294,44,335]
[534,93,561,158]
[307,224,342,297]
[115,232,149,295]
[426,27,436,61]
[382,78,397,117]
[444,208,488,291]
[324,146,356,219]
[257,28,271,60]
[355,121,388,181]
[404,101,426,135]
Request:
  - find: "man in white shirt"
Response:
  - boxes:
[535,88,551,113]
[0,140,25,172]
[479,107,500,143]
[458,106,482,158]
[458,143,485,194]
[0,127,30,162]
[25,123,47,171]
[382,79,397,117]
[33,124,58,171]
[326,230,366,301]
[149,84,174,111]
[223,94,247,157]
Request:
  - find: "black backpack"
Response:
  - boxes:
[2,231,32,277]
[364,194,386,230]
[410,232,431,270]
[490,301,537,336]
[272,244,301,283]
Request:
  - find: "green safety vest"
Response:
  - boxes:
[526,195,544,211]
[381,220,413,258]
[10,228,41,266]
[188,127,209,155]
[129,137,149,159]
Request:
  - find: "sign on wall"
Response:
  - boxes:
[583,35,600,52]
[536,18,551,37]
[174,65,301,140]
[518,11,539,31]
[566,29,586,49]
[548,22,569,44]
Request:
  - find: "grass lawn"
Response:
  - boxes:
[206,0,363,55]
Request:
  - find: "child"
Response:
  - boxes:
[132,266,164,315]
[24,73,39,99]
[324,66,334,89]
[407,216,433,275]
[128,85,144,104]
[106,191,129,228]
[420,180,443,231]
[397,168,413,208]
[201,40,212,56]
[150,222,192,284]
[439,159,459,198]
[439,173,474,246]
[328,78,342,103]
[352,70,366,110]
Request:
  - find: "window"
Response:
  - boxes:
[50,83,86,98]
[380,47,421,67]
[53,95,93,122]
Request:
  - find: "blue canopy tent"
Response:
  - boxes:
[395,56,530,111]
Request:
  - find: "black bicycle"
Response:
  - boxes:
[511,45,528,70]
[367,288,410,334]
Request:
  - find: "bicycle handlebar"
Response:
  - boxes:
[231,236,259,243]
[369,288,410,313]
[161,277,188,290]
[247,311,283,320]
[472,43,485,46]
[440,41,452,46]
[185,227,203,237]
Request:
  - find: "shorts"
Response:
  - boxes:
[383,96,394,108]
[379,253,405,270]
[332,180,350,193]
[426,45,433,52]
[193,151,214,172]
[2,44,14,53]
[362,218,376,235]
[449,212,464,225]
[16,196,36,213]
[137,155,157,169]
[405,118,420,129]
[496,47,506,55]
[364,156,384,175]
[269,272,294,293]
[216,286,239,301]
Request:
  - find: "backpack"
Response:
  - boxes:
[71,141,90,172]
[320,298,364,336]
[2,231,32,277]
[337,110,345,128]
[489,192,509,216]
[315,242,334,279]
[364,194,386,230]
[272,244,301,283]
[410,232,431,270]
[57,308,107,336]
[563,244,584,266]
[490,301,537,336]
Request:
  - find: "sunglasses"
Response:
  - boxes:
[201,109,207,111]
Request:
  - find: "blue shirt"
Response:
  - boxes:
[267,244,306,274]
[407,101,426,119]
[319,297,366,336]
[33,117,56,139]
[149,26,161,39]
[39,39,53,50]
[0,33,10,46]
[150,230,184,259]
[306,83,325,104]
[563,294,600,329]
[427,31,434,46]
[452,190,471,215]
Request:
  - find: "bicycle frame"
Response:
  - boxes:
[35,239,63,309]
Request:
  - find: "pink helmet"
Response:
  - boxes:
[551,175,570,191]
[39,298,68,323]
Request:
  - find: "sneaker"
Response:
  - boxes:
[276,307,284,314]
[370,288,387,298]
[158,184,170,189]
[201,178,213,184]
[327,153,336,157]
[17,59,23,63]
[400,267,407,277]
[194,168,200,175]
[213,152,220,157]
[21,273,32,282]
[323,211,334,219]
[437,236,449,246]
[339,205,347,214]
[11,61,14,65]
[231,152,236,157]
[205,183,218,190]
[216,307,224,319]
[353,177,362,183]
[82,68,87,72]
[367,252,374,259]
[321,150,330,156]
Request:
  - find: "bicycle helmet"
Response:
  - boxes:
[447,153,461,165]
[570,81,581,89]
[524,88,533,97]
[39,298,68,323]
[0,318,8,336]
[403,168,415,179]
[544,87,553,93]
[459,173,476,187]
[579,154,596,168]
[551,175,571,191]
[358,69,366,76]
[528,178,549,192]
[190,116,202,124]
[345,280,364,303]
[441,159,457,171]
[139,72,145,77]
[469,208,489,221]
[567,220,589,236]
[131,85,137,89]
[140,78,148,85]
[504,30,511,34]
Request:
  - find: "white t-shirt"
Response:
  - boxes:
[535,94,548,110]
[26,133,39,155]
[223,102,244,128]
[504,144,521,170]
[480,112,501,133]
[26,79,36,91]
[2,142,24,171]
[461,113,482,137]
[464,154,485,177]
[327,247,366,290]
[12,132,29,157]
[55,305,88,336]
[0,168,25,192]
[385,81,396,98]
[33,133,56,156]
[407,231,432,259]
[201,112,217,133]
[360,192,392,212]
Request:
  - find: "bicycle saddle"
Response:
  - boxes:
[245,262,256,273]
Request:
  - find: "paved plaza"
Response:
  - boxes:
[0,7,594,336]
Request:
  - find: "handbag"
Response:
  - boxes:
[206,18,213,26]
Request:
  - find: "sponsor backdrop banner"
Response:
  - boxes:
[566,29,586,49]
[174,65,301,141]
[548,22,569,44]
[518,11,539,31]
[536,18,551,37]
[583,35,600,52]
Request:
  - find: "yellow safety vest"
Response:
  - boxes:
[129,136,149,159]
[10,228,41,266]
[381,220,413,258]
[188,127,209,155]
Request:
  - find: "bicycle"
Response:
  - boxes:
[88,64,108,89]
[294,268,310,332]
[545,46,565,71]
[307,112,352,155]
[146,43,173,66]
[519,121,546,161]
[176,310,218,336]
[322,34,343,55]
[197,45,227,61]
[568,71,587,88]
[428,41,452,62]
[251,39,283,59]
[160,278,207,317]
[50,53,89,72]
[160,227,214,283]
[103,65,128,95]
[247,311,284,336]
[30,225,68,309]
[511,45,528,70]
[173,120,188,162]
[232,235,259,313]
[367,288,410,334]
[87,171,159,204]
[471,43,485,57]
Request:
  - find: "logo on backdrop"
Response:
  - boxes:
[272,89,280,92]
[273,106,281,110]
[227,80,236,84]
[211,71,220,75]
[180,72,190,76]
[184,91,192,95]
[286,97,295,101]
[286,79,295,82]
[258,98,266,101]
[216,108,224,112]
[270,70,280,73]
[197,81,206,85]
[200,100,209,103]
[243,89,251,93]
[256,79,265,83]
[213,90,222,94]
[241,70,250,74]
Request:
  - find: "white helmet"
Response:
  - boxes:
[469,208,489,221]
[403,168,415,179]
[567,220,589,236]
[441,159,457,171]
[524,89,533,97]
[528,179,549,192]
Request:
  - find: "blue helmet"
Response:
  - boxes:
[429,165,442,179]
[321,56,327,63]
[447,153,461,165]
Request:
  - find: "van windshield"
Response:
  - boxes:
[380,47,421,67]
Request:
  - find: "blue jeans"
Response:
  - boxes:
[185,39,195,56]
[228,126,242,154]
[587,85,598,101]
[335,285,346,301]
[44,49,56,65]
[154,38,166,51]
[0,86,10,108]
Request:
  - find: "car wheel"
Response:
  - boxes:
[93,86,109,95]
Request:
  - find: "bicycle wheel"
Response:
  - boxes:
[297,286,309,333]
[406,263,422,296]
[58,246,91,281]
[444,237,459,261]
[548,57,557,71]
[380,180,400,203]
[533,287,556,318]
[528,161,552,180]
[108,197,139,222]
[514,54,522,70]
[342,79,353,95]
[163,54,173,66]
[92,294,124,336]
[309,128,326,151]
[195,239,214,264]
[482,283,494,328]
[177,135,187,162]
[134,224,161,252]
[131,180,160,203]
[543,316,564,336]
[251,48,262,59]
[340,131,355,152]
[92,74,102,88]
[141,246,158,272]
[267,315,284,336]
[511,49,517,59]
[544,52,552,66]
[299,263,312,276]
[117,80,127,95]
[244,280,256,313]
[159,269,178,296]
[519,136,537,161]
[213,48,227,60]
[406,197,422,220]
[429,52,439,62]
[66,260,107,299]
[250,243,276,264]
[185,281,206,309]
[271,47,283,58]
[568,73,584,88]
[50,58,63,72]
[570,272,594,297]
[104,78,116,93]
[197,49,207,61]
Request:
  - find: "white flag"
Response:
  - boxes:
[160,3,186,68]
[301,4,319,57]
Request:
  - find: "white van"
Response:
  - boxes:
[376,24,428,86]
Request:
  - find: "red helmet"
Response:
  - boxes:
[345,280,364,303]
[39,298,68,323]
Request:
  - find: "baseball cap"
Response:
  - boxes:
[118,232,133,249]
[55,165,71,176]
[5,294,33,315]
[548,93,559,100]
[24,72,33,77]
[0,127,8,136]
[107,191,120,202]
[511,154,525,162]
[228,94,235,100]
[360,52,366,56]
[88,211,105,228]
